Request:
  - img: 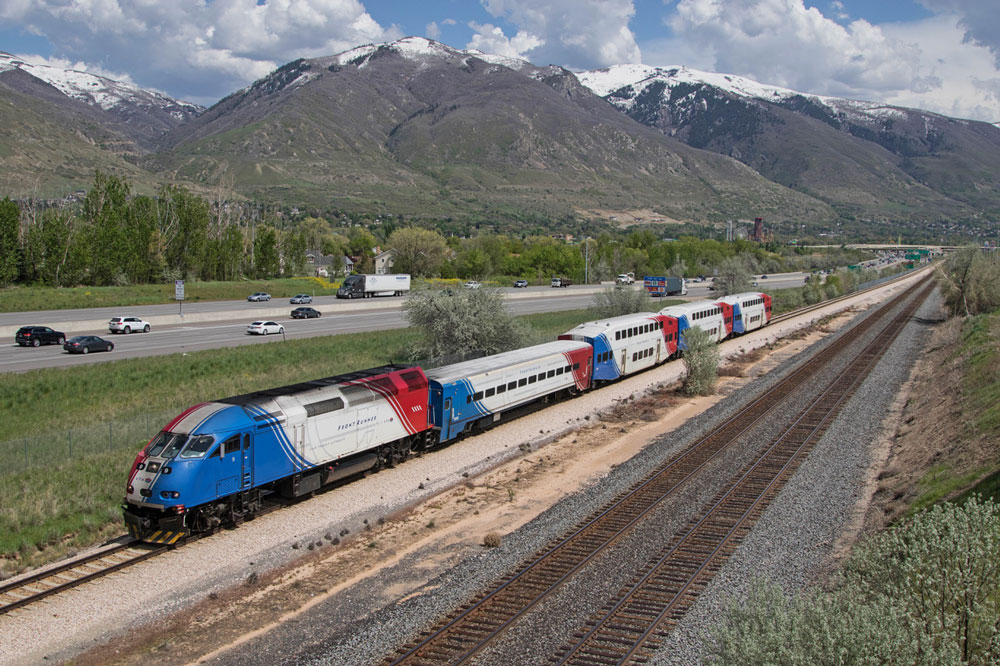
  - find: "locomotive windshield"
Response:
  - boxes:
[146,431,187,458]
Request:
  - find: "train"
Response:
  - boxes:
[123,292,771,543]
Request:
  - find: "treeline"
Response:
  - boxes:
[0,172,874,289]
[0,172,309,287]
[385,226,870,282]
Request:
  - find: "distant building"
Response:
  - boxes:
[305,249,336,278]
[374,248,395,275]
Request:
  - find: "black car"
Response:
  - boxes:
[291,307,321,319]
[16,326,65,347]
[64,335,114,354]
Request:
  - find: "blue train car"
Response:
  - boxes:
[718,292,772,334]
[426,340,593,443]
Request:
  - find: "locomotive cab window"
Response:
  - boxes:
[180,434,215,459]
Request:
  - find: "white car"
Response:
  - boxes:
[463,281,481,289]
[246,321,284,336]
[108,316,151,334]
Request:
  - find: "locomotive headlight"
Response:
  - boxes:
[160,490,181,500]
[136,463,145,470]
[161,466,172,474]
[127,485,134,494]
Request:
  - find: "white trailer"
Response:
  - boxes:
[337,274,411,298]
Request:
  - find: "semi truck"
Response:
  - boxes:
[643,276,687,297]
[336,274,411,299]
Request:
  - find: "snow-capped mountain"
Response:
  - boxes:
[578,63,1000,221]
[0,52,201,120]
[0,51,203,150]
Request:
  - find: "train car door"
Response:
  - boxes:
[216,433,243,498]
[241,433,253,490]
[356,405,378,452]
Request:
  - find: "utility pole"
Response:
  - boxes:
[585,237,589,285]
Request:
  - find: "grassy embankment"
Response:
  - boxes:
[919,312,1000,508]
[0,277,342,312]
[0,308,609,576]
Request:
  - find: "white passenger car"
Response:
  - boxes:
[108,316,151,334]
[246,321,284,336]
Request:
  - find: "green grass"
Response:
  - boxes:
[910,464,994,515]
[957,470,1000,505]
[0,308,594,575]
[0,276,342,312]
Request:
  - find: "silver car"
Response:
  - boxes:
[290,294,312,304]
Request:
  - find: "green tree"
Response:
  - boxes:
[387,227,449,277]
[253,226,280,278]
[0,198,19,286]
[159,186,209,279]
[403,287,530,362]
[280,228,308,276]
[83,171,131,285]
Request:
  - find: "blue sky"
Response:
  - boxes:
[1,1,998,121]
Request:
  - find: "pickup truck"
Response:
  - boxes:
[550,277,573,288]
[616,273,635,285]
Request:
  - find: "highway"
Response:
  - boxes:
[0,274,808,373]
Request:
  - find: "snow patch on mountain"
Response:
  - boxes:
[0,51,201,118]
[578,64,916,126]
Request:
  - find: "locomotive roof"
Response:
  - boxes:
[563,312,662,337]
[217,364,417,406]
[426,340,590,385]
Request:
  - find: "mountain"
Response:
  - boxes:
[578,65,1000,223]
[0,52,202,150]
[148,37,832,225]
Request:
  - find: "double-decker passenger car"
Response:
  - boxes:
[123,365,431,543]
[558,312,678,383]
[658,300,728,347]
[717,292,772,334]
[425,340,592,443]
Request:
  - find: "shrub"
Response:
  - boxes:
[482,532,502,548]
[709,497,1000,665]
[403,286,530,363]
[682,326,719,396]
[591,285,654,318]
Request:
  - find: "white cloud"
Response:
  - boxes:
[0,0,400,105]
[919,0,1000,67]
[426,21,441,40]
[880,14,1000,121]
[468,0,640,69]
[661,0,1000,122]
[668,0,929,100]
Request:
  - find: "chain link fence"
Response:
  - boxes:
[0,410,179,477]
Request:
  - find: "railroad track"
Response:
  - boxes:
[384,277,931,666]
[0,540,165,616]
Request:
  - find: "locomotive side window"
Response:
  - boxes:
[224,435,241,455]
[485,387,496,398]
[508,381,517,391]
[547,369,555,378]
[180,434,215,458]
